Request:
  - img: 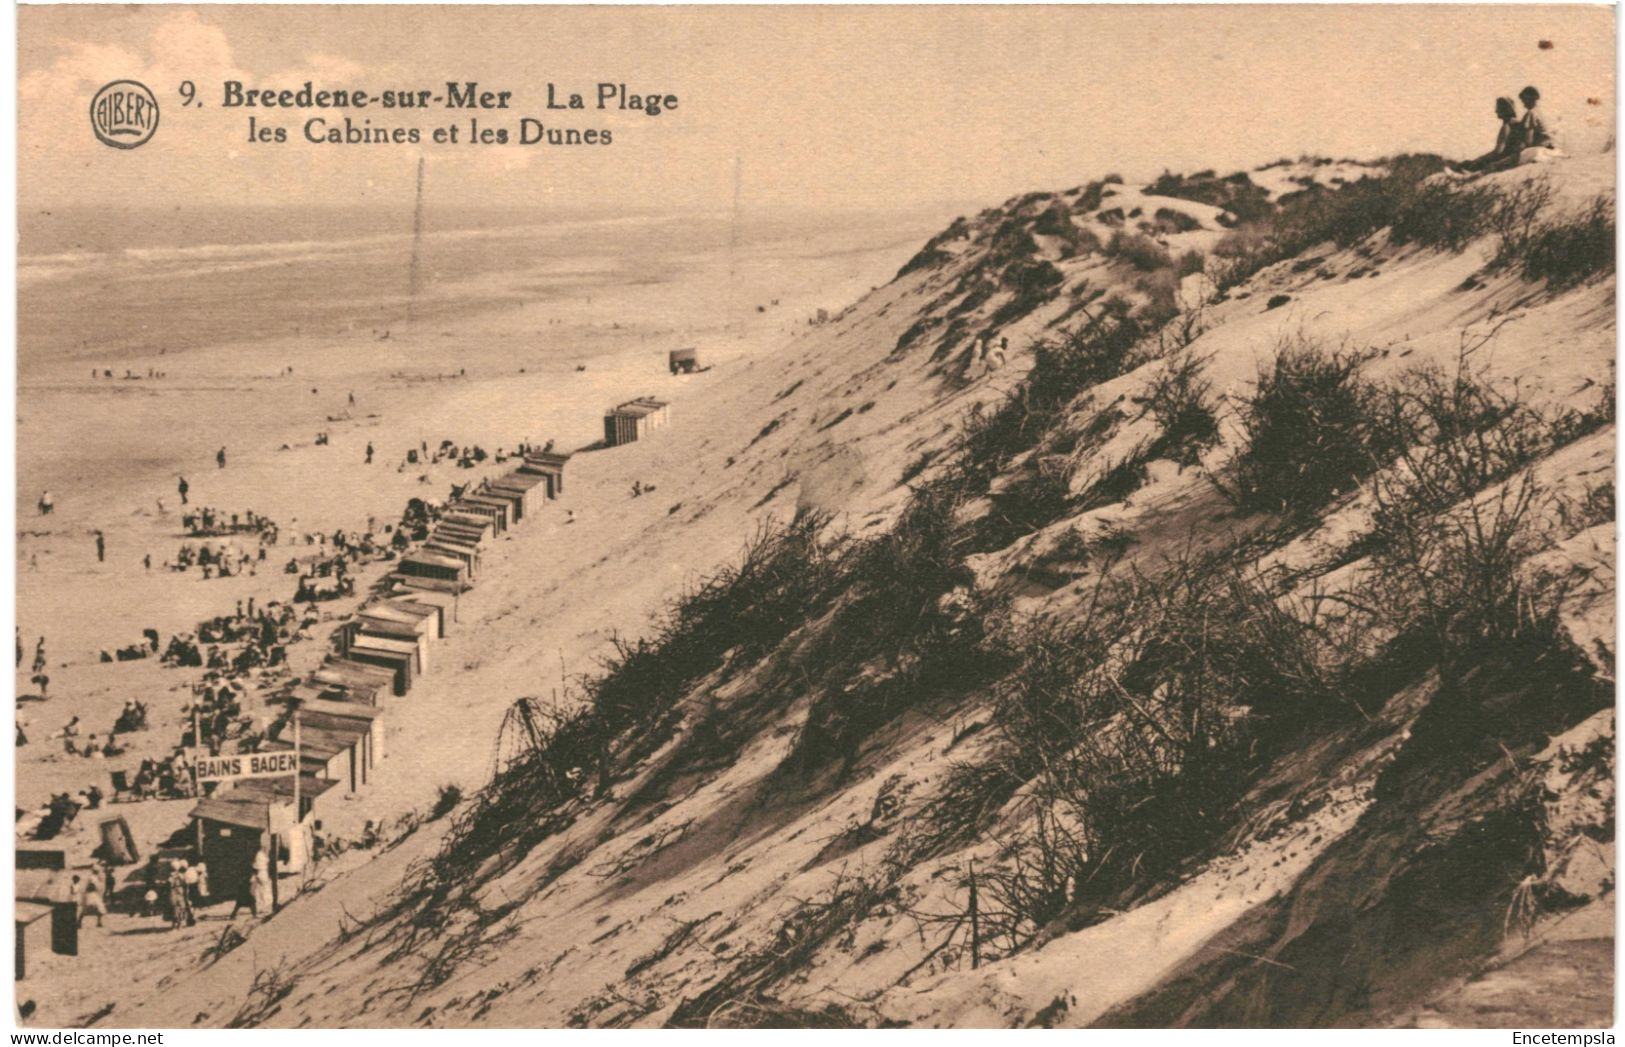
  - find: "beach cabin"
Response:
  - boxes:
[354,616,433,673]
[334,643,413,697]
[265,719,368,793]
[440,510,497,539]
[236,774,337,830]
[390,572,470,597]
[372,599,442,642]
[312,661,392,705]
[520,450,572,498]
[433,520,488,545]
[280,680,336,711]
[603,397,671,447]
[471,485,522,524]
[354,632,422,672]
[262,733,353,792]
[398,551,470,587]
[15,850,73,978]
[16,901,53,979]
[423,538,481,580]
[669,347,699,374]
[430,531,486,559]
[191,777,336,896]
[347,636,420,692]
[190,792,274,904]
[301,698,387,765]
[455,495,511,532]
[388,588,458,634]
[487,472,547,518]
[459,490,512,517]
[464,491,516,527]
[444,500,501,534]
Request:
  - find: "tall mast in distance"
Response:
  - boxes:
[406,155,426,327]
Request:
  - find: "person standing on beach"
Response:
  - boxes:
[38,490,53,515]
[79,876,105,928]
[94,530,105,563]
[216,447,227,469]
[167,867,190,929]
[365,442,374,465]
[178,477,189,505]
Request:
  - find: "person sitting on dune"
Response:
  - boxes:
[1458,97,1524,173]
[1508,83,1560,165]
[1518,85,1554,151]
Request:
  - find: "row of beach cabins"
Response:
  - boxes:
[185,450,573,901]
[19,387,681,975]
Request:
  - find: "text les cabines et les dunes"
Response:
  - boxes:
[220,80,676,145]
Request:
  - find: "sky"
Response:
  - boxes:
[17,5,1618,220]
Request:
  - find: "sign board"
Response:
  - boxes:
[195,750,300,783]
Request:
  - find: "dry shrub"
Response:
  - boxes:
[1140,351,1220,466]
[1107,231,1173,272]
[1225,337,1394,515]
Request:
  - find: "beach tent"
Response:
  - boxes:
[669,347,699,374]
[98,817,139,865]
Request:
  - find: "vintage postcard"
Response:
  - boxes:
[12,3,1618,1033]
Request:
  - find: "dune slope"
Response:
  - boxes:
[112,153,1615,1030]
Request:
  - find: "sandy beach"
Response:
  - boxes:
[15,207,943,844]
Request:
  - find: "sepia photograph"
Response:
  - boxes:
[10,2,1619,1033]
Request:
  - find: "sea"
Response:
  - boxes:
[17,205,863,368]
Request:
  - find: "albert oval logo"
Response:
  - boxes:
[90,80,159,149]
